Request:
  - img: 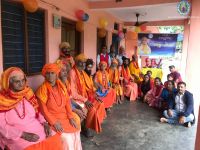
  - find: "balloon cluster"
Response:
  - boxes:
[22,0,38,13]
[75,10,89,22]
[98,18,108,38]
[75,10,89,32]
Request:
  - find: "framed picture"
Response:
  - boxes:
[53,14,61,29]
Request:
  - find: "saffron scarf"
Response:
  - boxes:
[95,70,109,89]
[36,79,69,104]
[108,68,119,84]
[0,67,38,111]
[73,67,88,98]
[121,66,131,80]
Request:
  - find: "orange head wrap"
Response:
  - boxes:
[0,67,38,111]
[99,61,107,68]
[75,53,88,62]
[1,67,25,91]
[42,63,60,76]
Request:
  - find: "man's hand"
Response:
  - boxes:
[167,109,173,117]
[43,122,52,137]
[73,109,86,120]
[21,132,40,142]
[179,116,185,124]
[69,118,78,129]
[53,121,64,133]
[85,100,93,109]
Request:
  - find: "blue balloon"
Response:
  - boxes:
[82,13,89,22]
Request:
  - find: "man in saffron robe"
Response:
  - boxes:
[0,67,62,150]
[56,42,75,67]
[94,61,116,112]
[36,63,82,150]
[108,58,124,104]
[70,54,106,137]
[121,56,138,101]
[129,54,142,84]
[57,59,87,123]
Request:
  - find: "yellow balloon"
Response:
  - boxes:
[76,21,84,32]
[98,28,107,38]
[99,18,108,28]
[23,0,38,13]
[135,26,141,33]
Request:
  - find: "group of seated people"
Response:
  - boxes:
[0,42,195,150]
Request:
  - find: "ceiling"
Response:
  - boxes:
[87,1,188,23]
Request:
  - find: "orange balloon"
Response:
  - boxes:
[98,28,107,38]
[76,21,84,32]
[23,0,38,13]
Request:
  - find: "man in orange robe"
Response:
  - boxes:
[57,59,87,123]
[69,54,106,137]
[36,63,82,150]
[129,54,142,84]
[0,67,62,150]
[121,56,138,101]
[108,58,124,104]
[56,42,75,67]
[94,61,116,112]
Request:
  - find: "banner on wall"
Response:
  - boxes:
[137,33,178,57]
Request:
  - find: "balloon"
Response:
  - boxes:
[135,26,141,33]
[99,18,108,28]
[140,26,147,31]
[82,13,89,22]
[23,0,38,13]
[98,28,107,38]
[75,10,85,20]
[76,21,84,32]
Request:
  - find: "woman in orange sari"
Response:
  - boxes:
[94,61,116,112]
[0,67,62,150]
[121,56,138,101]
[36,63,82,150]
[108,58,124,104]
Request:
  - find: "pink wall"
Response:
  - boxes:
[0,0,121,90]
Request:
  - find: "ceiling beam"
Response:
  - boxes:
[124,19,186,26]
[89,0,180,9]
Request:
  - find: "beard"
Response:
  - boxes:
[123,64,128,68]
[85,69,92,76]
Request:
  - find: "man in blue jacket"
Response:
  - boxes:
[160,82,195,127]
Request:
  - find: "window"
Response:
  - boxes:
[1,0,45,75]
[61,18,81,57]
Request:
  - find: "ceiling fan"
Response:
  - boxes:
[134,13,148,26]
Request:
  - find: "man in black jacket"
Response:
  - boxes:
[160,82,195,127]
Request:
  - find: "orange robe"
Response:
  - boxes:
[121,66,138,101]
[70,67,106,133]
[36,80,82,150]
[108,68,123,97]
[129,61,142,83]
[95,70,116,108]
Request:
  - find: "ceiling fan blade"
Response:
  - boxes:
[138,21,148,26]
